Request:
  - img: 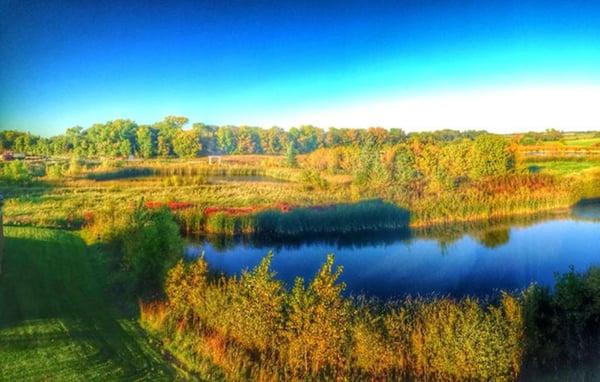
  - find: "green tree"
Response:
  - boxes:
[123,206,183,297]
[236,126,261,154]
[193,123,218,154]
[469,134,515,179]
[136,125,156,158]
[172,129,202,158]
[286,143,297,167]
[154,116,189,157]
[157,135,171,157]
[216,126,237,154]
[393,144,417,191]
[260,126,287,154]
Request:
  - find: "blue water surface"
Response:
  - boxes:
[187,204,600,299]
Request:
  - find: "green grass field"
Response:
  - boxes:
[527,160,600,176]
[0,227,186,381]
[562,137,600,147]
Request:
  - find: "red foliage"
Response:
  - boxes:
[145,201,194,211]
[203,203,295,217]
[83,211,94,224]
[275,203,293,212]
[167,201,194,210]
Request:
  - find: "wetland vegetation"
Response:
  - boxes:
[2,124,600,381]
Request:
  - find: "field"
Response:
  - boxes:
[0,227,185,381]
[562,134,600,147]
[2,134,600,381]
[527,160,600,176]
[3,153,598,231]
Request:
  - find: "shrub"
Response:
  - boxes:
[284,255,351,376]
[80,203,183,301]
[299,169,328,190]
[123,206,184,297]
[469,134,515,179]
[285,143,297,168]
[226,253,285,353]
[67,156,83,175]
[1,160,32,185]
[46,163,65,179]
[523,266,600,368]
[143,253,527,381]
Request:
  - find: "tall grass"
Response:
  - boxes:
[3,157,598,232]
[405,174,577,227]
[202,200,410,236]
[140,253,525,381]
[255,199,409,236]
[87,167,154,180]
[140,251,600,381]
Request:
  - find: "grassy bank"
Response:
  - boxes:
[2,157,599,234]
[140,252,600,381]
[141,254,523,381]
[0,227,184,381]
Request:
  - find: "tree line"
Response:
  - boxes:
[0,116,488,158]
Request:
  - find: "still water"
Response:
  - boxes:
[186,203,600,299]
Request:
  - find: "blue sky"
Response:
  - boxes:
[2,0,600,135]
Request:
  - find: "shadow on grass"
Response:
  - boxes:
[0,228,181,380]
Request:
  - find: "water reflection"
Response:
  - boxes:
[572,199,600,220]
[186,204,600,299]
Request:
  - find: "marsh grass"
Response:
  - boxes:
[87,167,154,180]
[141,253,525,381]
[2,156,598,233]
[201,200,410,236]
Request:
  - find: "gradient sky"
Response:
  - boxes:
[2,0,600,136]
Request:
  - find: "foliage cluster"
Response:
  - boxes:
[304,134,516,195]
[0,120,488,159]
[518,129,563,145]
[0,160,33,185]
[83,204,183,299]
[141,254,524,381]
[523,267,600,368]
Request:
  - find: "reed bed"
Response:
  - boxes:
[198,200,410,236]
[87,167,154,180]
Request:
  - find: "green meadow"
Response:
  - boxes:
[0,227,185,381]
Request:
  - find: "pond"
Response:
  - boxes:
[186,202,600,299]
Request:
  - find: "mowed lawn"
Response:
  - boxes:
[527,160,600,176]
[563,137,600,147]
[0,227,185,381]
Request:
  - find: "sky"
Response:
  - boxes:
[2,0,600,136]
